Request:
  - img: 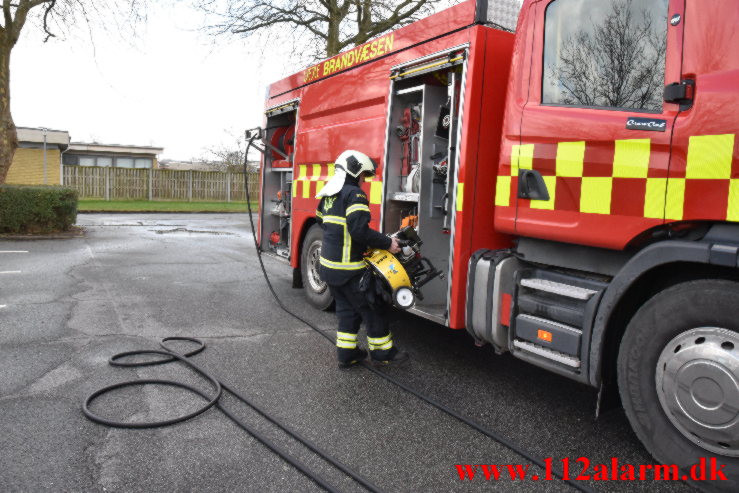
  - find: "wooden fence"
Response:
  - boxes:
[63,166,260,202]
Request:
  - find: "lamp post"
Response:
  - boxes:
[42,127,48,185]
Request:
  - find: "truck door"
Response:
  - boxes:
[513,0,685,250]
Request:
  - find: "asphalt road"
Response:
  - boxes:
[0,213,698,492]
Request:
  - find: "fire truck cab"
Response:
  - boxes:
[258,0,739,487]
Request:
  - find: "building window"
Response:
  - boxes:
[80,156,96,167]
[134,158,152,169]
[63,154,79,165]
[116,157,135,168]
[543,0,669,111]
[97,157,113,167]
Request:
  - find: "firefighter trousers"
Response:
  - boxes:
[328,273,396,362]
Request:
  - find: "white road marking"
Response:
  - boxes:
[0,271,22,274]
[0,251,29,253]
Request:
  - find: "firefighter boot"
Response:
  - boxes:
[370,346,409,366]
[337,347,368,369]
[367,332,409,366]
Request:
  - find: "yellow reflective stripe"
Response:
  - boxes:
[613,139,650,178]
[319,257,366,270]
[686,134,734,179]
[337,340,357,349]
[369,341,393,351]
[322,215,346,225]
[511,144,534,175]
[298,164,308,179]
[327,163,336,177]
[530,176,556,210]
[346,204,370,216]
[580,177,612,215]
[337,332,357,341]
[367,333,392,345]
[343,223,351,263]
[370,181,383,204]
[495,176,512,207]
[456,183,464,212]
[556,141,585,178]
[316,210,323,218]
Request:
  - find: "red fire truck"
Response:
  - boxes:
[257,0,739,485]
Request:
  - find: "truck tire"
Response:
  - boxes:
[300,224,334,311]
[618,280,739,491]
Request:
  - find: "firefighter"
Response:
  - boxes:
[316,150,409,368]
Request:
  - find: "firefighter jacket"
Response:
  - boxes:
[316,175,391,285]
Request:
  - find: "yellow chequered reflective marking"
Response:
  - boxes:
[686,134,735,179]
[613,139,651,178]
[370,180,382,205]
[728,180,739,222]
[296,164,310,198]
[456,183,464,212]
[327,163,335,177]
[644,178,667,219]
[530,175,557,210]
[581,177,612,215]
[665,178,685,220]
[495,176,512,207]
[556,141,585,178]
[311,164,322,180]
[511,144,534,175]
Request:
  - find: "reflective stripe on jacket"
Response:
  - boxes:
[316,176,391,285]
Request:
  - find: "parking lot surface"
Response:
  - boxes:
[0,214,696,492]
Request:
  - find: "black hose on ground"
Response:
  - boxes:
[83,336,383,493]
[242,133,596,493]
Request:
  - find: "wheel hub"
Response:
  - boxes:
[656,327,739,457]
[306,241,327,294]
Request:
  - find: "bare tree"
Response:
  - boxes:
[194,0,460,60]
[200,132,260,172]
[0,1,144,184]
[549,0,667,110]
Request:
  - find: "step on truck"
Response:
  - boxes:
[256,1,739,488]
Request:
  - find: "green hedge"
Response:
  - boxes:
[0,185,78,234]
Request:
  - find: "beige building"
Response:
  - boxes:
[6,127,70,185]
[63,142,163,169]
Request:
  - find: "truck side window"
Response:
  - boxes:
[542,0,669,112]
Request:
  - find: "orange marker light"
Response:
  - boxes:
[537,330,553,343]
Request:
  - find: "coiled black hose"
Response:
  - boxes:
[83,337,383,493]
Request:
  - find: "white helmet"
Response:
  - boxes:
[316,150,377,198]
[336,150,377,178]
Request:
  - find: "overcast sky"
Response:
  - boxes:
[11,2,293,161]
[10,0,512,161]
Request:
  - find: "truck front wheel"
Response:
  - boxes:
[300,224,334,311]
[618,280,739,491]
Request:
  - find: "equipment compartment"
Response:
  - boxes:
[382,52,465,322]
[260,106,297,259]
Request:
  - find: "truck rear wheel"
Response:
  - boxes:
[618,280,739,491]
[300,224,334,311]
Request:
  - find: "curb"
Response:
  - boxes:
[0,227,87,241]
